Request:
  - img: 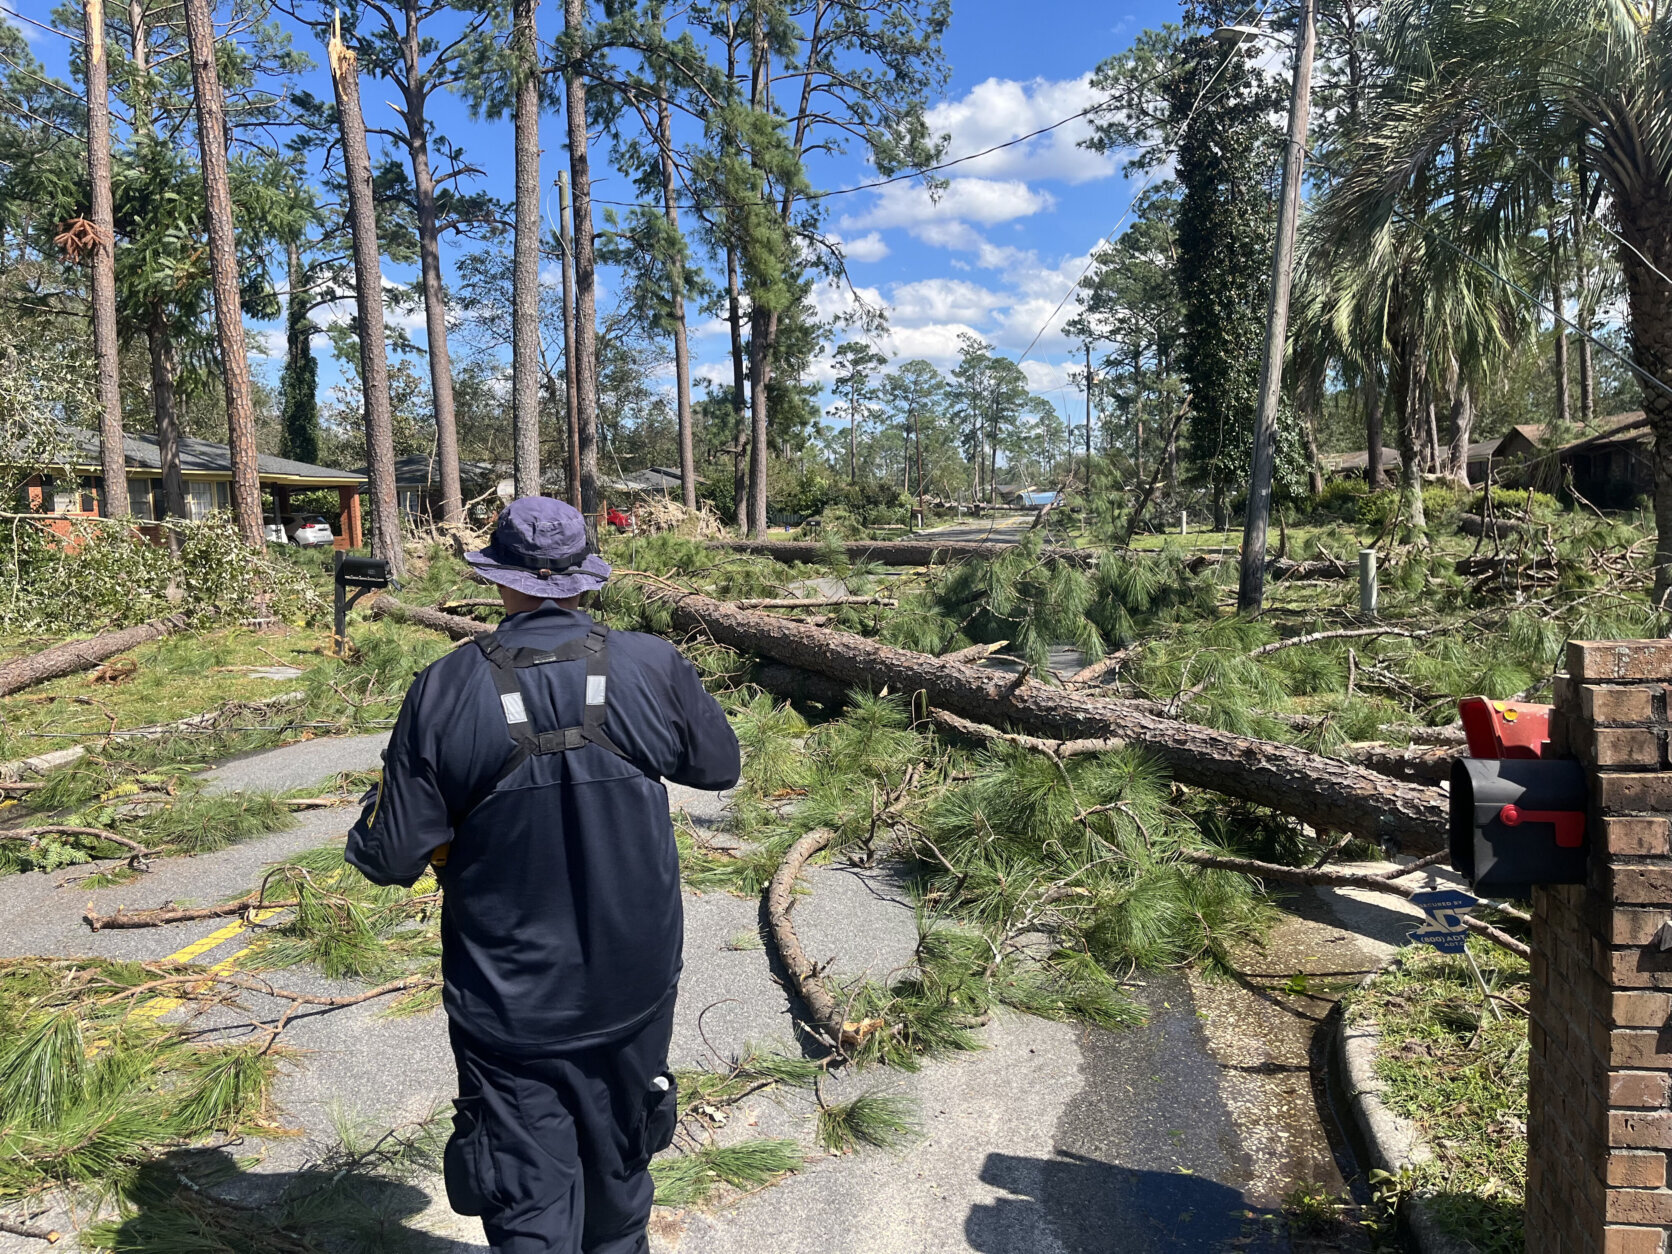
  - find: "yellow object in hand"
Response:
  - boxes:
[430,842,451,867]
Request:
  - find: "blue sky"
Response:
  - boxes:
[18,0,1196,436]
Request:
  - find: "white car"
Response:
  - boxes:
[283,514,336,547]
[263,522,291,545]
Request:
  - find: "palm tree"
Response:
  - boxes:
[1334,0,1672,595]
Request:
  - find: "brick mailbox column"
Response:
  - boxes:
[1533,641,1672,1254]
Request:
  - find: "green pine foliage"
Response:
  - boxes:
[0,959,277,1203]
[650,1139,803,1207]
[815,1090,920,1153]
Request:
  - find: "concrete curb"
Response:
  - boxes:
[1336,962,1479,1254]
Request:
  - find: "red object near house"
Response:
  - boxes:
[606,507,631,530]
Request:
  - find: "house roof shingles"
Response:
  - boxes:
[59,429,365,485]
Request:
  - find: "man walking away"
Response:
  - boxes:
[347,497,741,1254]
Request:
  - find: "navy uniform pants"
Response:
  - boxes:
[444,997,679,1254]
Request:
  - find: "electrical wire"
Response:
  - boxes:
[1017,0,1283,365]
[0,3,79,42]
[587,64,1177,213]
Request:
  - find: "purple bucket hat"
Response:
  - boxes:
[465,497,612,599]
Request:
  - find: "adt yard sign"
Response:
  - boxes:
[1407,888,1477,954]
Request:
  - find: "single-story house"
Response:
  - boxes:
[1560,411,1652,508]
[19,430,369,544]
[350,454,501,521]
[598,466,707,498]
[1320,447,1402,479]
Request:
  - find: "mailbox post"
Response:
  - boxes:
[331,551,391,655]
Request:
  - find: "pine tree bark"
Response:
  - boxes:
[748,308,774,536]
[511,0,543,501]
[727,245,749,533]
[551,173,578,507]
[402,0,462,525]
[182,0,262,547]
[329,25,404,576]
[146,306,186,522]
[655,75,696,510]
[564,0,601,545]
[0,616,189,697]
[649,591,1447,852]
[84,0,128,519]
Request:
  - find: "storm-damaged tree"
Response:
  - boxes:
[327,15,405,574]
[591,0,723,510]
[313,0,502,525]
[880,358,947,503]
[181,0,265,545]
[84,0,129,515]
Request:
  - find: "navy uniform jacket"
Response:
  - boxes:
[346,604,741,1052]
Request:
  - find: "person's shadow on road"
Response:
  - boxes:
[967,1150,1285,1254]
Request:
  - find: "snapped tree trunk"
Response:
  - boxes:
[85,0,128,519]
[511,0,542,501]
[711,539,1097,567]
[564,0,601,545]
[0,615,189,697]
[647,591,1448,852]
[182,0,262,546]
[328,23,404,576]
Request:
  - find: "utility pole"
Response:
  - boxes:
[558,171,581,509]
[1234,0,1316,614]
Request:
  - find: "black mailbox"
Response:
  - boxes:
[336,556,390,589]
[331,552,393,654]
[1449,756,1589,898]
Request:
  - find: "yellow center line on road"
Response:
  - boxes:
[132,906,287,1019]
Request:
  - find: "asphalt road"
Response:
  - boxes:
[0,732,1426,1253]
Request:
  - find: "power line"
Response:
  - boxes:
[1017,0,1281,365]
[0,4,80,42]
[589,67,1175,214]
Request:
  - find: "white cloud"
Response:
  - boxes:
[251,329,286,359]
[840,177,1055,234]
[885,277,1003,326]
[831,231,891,263]
[924,75,1119,187]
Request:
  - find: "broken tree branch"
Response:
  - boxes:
[765,827,852,1051]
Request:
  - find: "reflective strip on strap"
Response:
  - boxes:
[500,691,529,724]
[585,674,607,706]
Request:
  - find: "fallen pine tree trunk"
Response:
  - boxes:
[373,599,487,640]
[0,614,190,698]
[711,539,1097,567]
[766,827,852,1050]
[648,589,1449,853]
[379,593,1450,851]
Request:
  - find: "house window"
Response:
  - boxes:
[128,479,158,520]
[50,476,99,514]
[185,481,216,521]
